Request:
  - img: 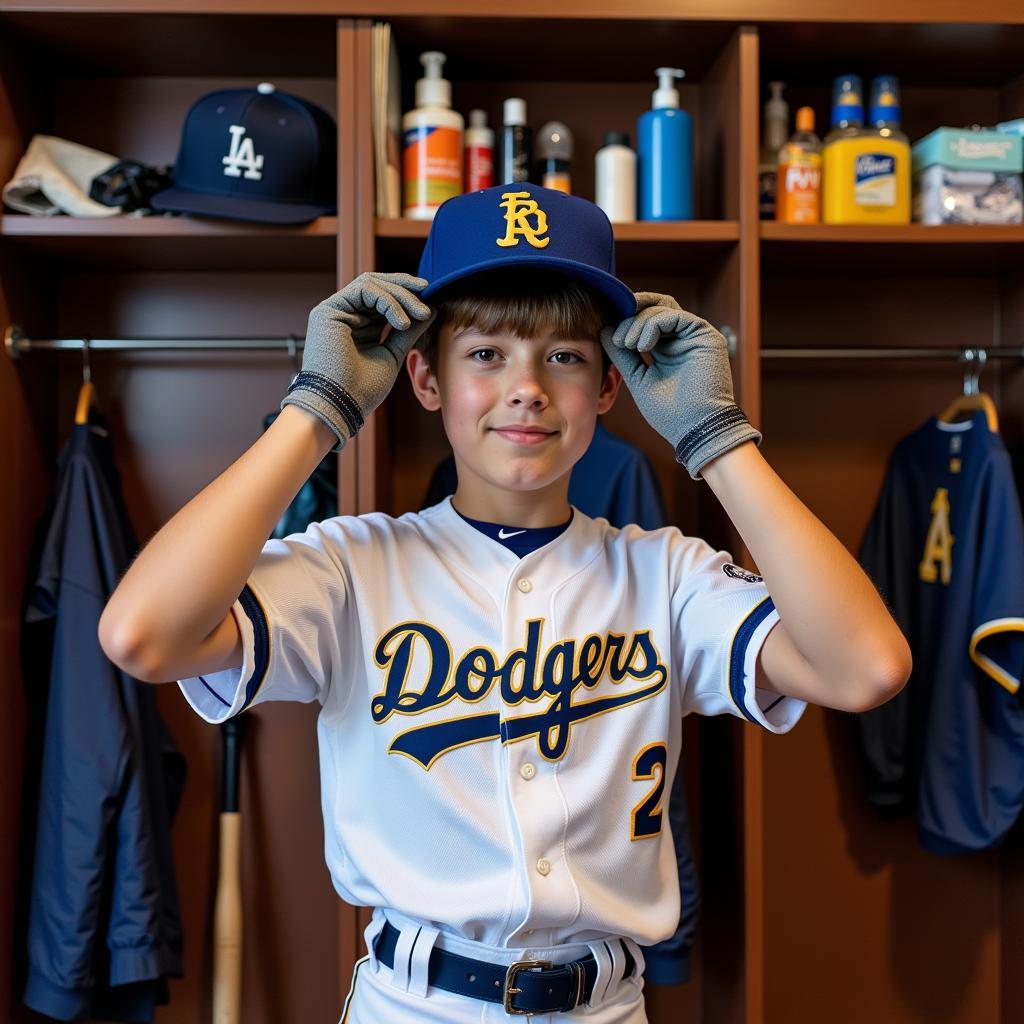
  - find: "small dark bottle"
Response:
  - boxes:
[501,97,533,184]
[535,121,573,194]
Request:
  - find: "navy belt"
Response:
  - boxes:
[374,920,635,1016]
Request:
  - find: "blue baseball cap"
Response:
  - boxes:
[417,183,636,321]
[150,83,336,224]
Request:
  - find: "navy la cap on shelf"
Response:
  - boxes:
[150,83,337,224]
[418,183,637,321]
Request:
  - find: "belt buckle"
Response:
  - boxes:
[503,958,553,1015]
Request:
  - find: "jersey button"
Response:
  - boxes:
[520,763,536,780]
[517,578,532,593]
[536,858,551,876]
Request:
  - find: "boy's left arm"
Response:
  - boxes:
[603,294,912,714]
[700,440,911,712]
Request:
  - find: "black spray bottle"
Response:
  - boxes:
[501,97,532,184]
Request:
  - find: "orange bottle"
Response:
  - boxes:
[776,106,822,224]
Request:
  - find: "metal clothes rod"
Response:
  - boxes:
[761,346,1024,359]
[6,327,1023,362]
[5,325,304,359]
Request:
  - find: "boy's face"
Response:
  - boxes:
[407,319,622,499]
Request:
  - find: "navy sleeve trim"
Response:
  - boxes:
[728,596,776,724]
[238,584,271,711]
[199,676,231,708]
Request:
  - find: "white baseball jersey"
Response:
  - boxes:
[179,496,804,955]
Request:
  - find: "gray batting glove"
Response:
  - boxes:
[282,272,435,452]
[602,292,761,480]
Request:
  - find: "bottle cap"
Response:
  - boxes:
[869,75,901,127]
[653,67,684,110]
[795,106,815,133]
[504,97,527,126]
[468,109,488,130]
[602,131,630,148]
[415,51,451,109]
[830,74,864,127]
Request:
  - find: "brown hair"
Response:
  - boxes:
[417,269,612,372]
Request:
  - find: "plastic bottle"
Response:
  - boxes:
[402,51,464,220]
[823,73,909,224]
[637,67,693,221]
[776,106,822,223]
[759,82,789,219]
[595,131,636,222]
[866,75,911,223]
[501,98,532,185]
[464,109,494,192]
[536,121,573,194]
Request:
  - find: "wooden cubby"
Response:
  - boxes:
[2,6,1024,1024]
[755,21,1024,1024]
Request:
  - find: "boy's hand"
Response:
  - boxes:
[281,272,436,452]
[602,291,761,480]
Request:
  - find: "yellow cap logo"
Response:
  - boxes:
[496,191,550,249]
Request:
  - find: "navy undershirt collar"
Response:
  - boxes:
[453,506,574,558]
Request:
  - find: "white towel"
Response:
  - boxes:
[3,134,121,217]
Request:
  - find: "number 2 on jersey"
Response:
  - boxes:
[630,742,667,840]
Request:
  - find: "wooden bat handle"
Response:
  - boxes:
[213,812,243,1023]
[213,717,245,1024]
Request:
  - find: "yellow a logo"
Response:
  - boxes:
[496,191,550,249]
[919,487,954,585]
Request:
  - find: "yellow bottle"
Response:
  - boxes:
[823,74,910,224]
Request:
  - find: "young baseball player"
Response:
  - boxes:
[99,183,911,1023]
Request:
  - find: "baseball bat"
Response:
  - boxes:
[213,716,246,1024]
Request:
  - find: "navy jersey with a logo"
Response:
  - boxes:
[857,409,1024,853]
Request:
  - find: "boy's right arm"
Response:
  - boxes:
[99,406,338,682]
[99,272,435,684]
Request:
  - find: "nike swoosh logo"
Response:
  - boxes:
[498,528,527,539]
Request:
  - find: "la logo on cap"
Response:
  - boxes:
[223,125,264,180]
[497,190,550,249]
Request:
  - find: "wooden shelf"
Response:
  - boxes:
[3,2,1024,23]
[762,223,1024,244]
[376,217,739,276]
[0,214,338,271]
[761,222,1024,275]
[0,214,338,237]
[377,218,738,241]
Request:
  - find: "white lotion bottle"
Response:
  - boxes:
[595,131,636,222]
[402,51,464,220]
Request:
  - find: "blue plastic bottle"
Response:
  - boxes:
[637,67,693,220]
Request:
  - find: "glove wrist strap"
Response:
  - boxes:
[674,406,750,465]
[674,406,762,479]
[285,371,364,438]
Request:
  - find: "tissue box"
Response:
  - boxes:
[913,165,1022,224]
[911,127,1022,175]
[912,128,1023,224]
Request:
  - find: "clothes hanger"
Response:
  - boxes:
[74,338,94,425]
[938,347,999,433]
